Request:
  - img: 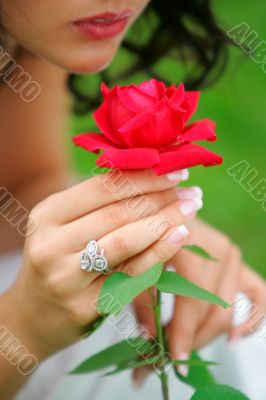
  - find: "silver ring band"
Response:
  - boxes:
[80,240,110,274]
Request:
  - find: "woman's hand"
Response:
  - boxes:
[133,199,266,383]
[3,169,202,362]
[165,219,266,372]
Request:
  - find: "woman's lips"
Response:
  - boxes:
[73,10,132,40]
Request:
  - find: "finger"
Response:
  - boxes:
[165,230,218,377]
[68,271,108,334]
[166,298,200,377]
[86,198,198,271]
[194,244,241,349]
[62,200,194,294]
[176,186,203,200]
[194,306,233,349]
[133,290,156,337]
[132,365,152,390]
[132,290,159,389]
[64,193,202,255]
[61,188,180,252]
[42,168,189,224]
[228,266,266,342]
[117,224,189,276]
[74,225,189,334]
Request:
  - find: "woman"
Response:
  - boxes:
[0,1,265,399]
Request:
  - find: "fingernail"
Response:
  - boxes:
[165,264,176,272]
[227,334,241,349]
[166,169,189,182]
[176,352,190,377]
[179,198,203,216]
[132,368,150,390]
[167,225,189,245]
[176,186,203,200]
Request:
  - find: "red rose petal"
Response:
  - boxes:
[118,109,155,133]
[165,83,185,111]
[181,119,217,143]
[183,91,200,122]
[153,103,185,145]
[100,82,111,96]
[118,85,156,113]
[93,102,120,144]
[94,88,136,146]
[152,143,223,175]
[73,133,118,152]
[96,147,160,169]
[77,81,222,176]
[138,79,166,99]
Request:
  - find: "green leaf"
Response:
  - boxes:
[175,350,216,390]
[156,272,229,308]
[173,360,218,367]
[83,315,105,338]
[69,337,153,374]
[97,262,163,315]
[184,245,218,262]
[105,357,217,376]
[190,384,250,400]
[103,358,158,376]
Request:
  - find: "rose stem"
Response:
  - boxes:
[149,287,170,400]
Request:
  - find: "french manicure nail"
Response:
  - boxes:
[167,225,189,245]
[176,352,189,377]
[227,339,238,349]
[227,334,241,349]
[176,186,203,200]
[132,367,150,390]
[166,169,189,182]
[179,198,203,216]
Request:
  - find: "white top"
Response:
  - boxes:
[0,251,265,400]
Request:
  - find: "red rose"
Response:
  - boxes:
[73,79,223,175]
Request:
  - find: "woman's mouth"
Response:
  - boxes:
[73,10,132,40]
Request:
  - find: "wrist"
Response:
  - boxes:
[0,288,46,364]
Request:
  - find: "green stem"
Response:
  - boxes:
[149,288,170,400]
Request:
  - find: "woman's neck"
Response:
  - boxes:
[0,47,71,254]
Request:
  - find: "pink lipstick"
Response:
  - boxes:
[73,10,132,40]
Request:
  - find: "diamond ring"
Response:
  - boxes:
[80,240,110,274]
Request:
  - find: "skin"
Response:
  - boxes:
[1,169,196,398]
[0,0,265,398]
[133,217,266,383]
[1,0,150,73]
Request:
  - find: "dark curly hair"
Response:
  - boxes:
[68,0,230,114]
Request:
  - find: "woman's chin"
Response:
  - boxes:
[67,58,112,74]
[54,44,118,74]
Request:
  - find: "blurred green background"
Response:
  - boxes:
[68,0,266,277]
